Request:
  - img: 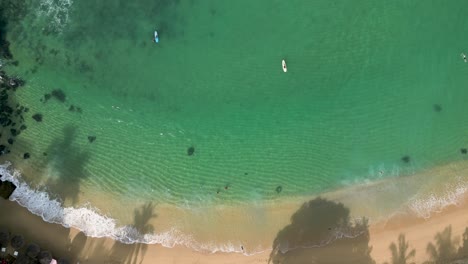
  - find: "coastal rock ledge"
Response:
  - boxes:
[0,179,16,199]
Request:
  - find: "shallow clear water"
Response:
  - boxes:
[2,0,468,253]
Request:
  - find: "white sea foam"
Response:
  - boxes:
[408,177,468,219]
[37,0,73,33]
[0,163,264,255]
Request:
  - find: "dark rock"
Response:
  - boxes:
[24,107,29,113]
[433,104,442,112]
[20,124,26,130]
[401,155,410,163]
[68,105,75,112]
[10,128,19,136]
[43,152,47,156]
[276,186,283,194]
[187,146,195,156]
[51,89,66,102]
[23,153,30,159]
[461,148,467,154]
[0,180,17,199]
[43,93,51,102]
[32,113,43,122]
[7,138,13,145]
[0,145,5,152]
[88,136,96,143]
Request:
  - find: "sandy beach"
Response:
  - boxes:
[1,190,468,264]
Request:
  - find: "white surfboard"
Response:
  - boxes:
[282,59,287,72]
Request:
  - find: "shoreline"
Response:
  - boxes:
[1,189,468,263]
[1,159,468,263]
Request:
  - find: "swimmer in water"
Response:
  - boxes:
[461,53,467,63]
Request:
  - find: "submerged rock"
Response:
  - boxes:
[68,105,75,112]
[51,89,66,102]
[23,153,30,159]
[401,155,411,163]
[7,138,13,145]
[461,148,467,154]
[32,113,43,122]
[19,124,26,130]
[10,128,18,136]
[187,146,195,156]
[88,136,96,143]
[43,93,51,102]
[433,104,442,112]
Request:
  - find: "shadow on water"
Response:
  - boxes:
[269,197,375,264]
[107,202,157,264]
[43,125,90,204]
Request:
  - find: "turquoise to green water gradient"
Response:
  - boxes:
[4,0,468,208]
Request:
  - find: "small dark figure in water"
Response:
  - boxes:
[241,245,244,251]
[23,153,30,159]
[7,138,13,145]
[433,104,442,112]
[276,186,283,194]
[32,113,43,122]
[88,136,96,143]
[401,155,410,163]
[461,148,467,154]
[224,184,230,190]
[187,146,195,156]
[216,189,220,194]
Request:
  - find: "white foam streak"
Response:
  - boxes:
[0,163,264,255]
[408,178,468,219]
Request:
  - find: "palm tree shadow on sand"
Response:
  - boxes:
[108,202,158,264]
[43,125,90,204]
[384,234,416,264]
[269,197,375,264]
[424,225,459,264]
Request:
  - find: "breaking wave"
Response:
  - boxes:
[0,162,263,255]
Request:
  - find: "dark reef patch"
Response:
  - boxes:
[401,155,410,163]
[32,113,43,122]
[461,148,467,154]
[87,136,96,143]
[23,152,29,159]
[51,89,66,102]
[187,146,195,156]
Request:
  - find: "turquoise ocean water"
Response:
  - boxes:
[2,0,468,253]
